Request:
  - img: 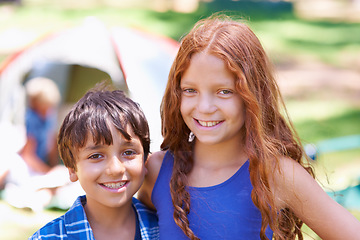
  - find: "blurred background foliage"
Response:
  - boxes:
[0,0,359,239]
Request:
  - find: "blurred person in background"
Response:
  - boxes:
[20,77,61,173]
[1,77,75,211]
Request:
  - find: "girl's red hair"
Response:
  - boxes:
[160,14,314,240]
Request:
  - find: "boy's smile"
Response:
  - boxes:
[101,181,128,191]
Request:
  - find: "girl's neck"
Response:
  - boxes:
[193,137,247,169]
[188,139,247,188]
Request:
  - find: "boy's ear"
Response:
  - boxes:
[68,167,78,182]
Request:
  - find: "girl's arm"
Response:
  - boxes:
[275,158,360,240]
[138,150,165,210]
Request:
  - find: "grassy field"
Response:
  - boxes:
[0,200,66,240]
[1,0,359,239]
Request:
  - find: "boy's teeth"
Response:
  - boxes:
[198,120,220,127]
[103,182,126,189]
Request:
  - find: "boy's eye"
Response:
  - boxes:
[89,153,103,160]
[123,150,136,157]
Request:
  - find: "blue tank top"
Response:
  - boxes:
[152,151,273,240]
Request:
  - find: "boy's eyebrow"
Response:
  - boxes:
[121,139,139,147]
[83,144,103,151]
[83,137,139,150]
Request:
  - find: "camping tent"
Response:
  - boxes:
[0,17,179,152]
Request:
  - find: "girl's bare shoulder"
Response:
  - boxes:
[137,150,166,209]
[269,157,312,208]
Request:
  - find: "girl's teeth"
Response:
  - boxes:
[103,182,126,189]
[198,120,220,127]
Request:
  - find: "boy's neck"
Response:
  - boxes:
[84,198,136,240]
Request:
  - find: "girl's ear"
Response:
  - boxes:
[68,168,78,182]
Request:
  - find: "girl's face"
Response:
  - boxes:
[180,52,246,147]
[68,122,146,211]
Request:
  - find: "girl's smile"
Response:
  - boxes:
[196,119,224,128]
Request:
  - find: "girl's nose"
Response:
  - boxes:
[197,94,217,113]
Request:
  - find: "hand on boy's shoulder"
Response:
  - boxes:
[138,151,166,210]
[145,151,166,184]
[146,151,166,168]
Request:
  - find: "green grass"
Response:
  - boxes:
[318,148,360,169]
[287,100,360,143]
[252,20,360,66]
[287,99,360,185]
[0,200,65,240]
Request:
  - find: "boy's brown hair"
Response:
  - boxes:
[58,85,150,171]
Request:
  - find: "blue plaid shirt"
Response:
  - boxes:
[29,195,159,240]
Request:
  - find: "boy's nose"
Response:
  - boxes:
[106,156,125,175]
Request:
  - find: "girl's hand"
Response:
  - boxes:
[138,151,165,210]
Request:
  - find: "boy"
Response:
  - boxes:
[29,86,159,240]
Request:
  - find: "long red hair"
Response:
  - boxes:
[160,14,314,240]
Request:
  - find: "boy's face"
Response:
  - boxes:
[68,122,146,210]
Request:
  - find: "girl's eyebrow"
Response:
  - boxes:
[180,78,193,84]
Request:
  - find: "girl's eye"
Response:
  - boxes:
[183,88,196,94]
[219,89,233,95]
[89,153,103,160]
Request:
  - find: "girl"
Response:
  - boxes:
[138,15,360,240]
